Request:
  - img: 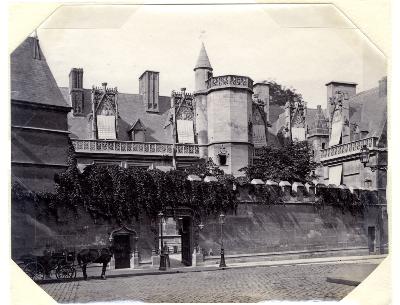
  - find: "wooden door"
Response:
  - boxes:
[114,235,131,269]
[180,217,192,266]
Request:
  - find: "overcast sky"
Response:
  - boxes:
[36,3,386,108]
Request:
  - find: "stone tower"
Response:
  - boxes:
[193,44,254,176]
[194,43,213,158]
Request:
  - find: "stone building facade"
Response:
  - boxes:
[66,43,271,176]
[10,37,388,269]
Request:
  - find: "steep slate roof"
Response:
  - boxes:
[194,43,213,71]
[348,87,387,139]
[306,106,329,132]
[60,87,173,142]
[11,37,69,108]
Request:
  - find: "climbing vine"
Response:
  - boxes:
[11,146,381,221]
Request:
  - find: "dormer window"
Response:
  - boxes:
[128,119,146,142]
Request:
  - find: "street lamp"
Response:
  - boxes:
[360,145,387,172]
[360,145,370,167]
[219,213,227,268]
[158,211,167,271]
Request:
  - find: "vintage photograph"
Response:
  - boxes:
[10,3,388,303]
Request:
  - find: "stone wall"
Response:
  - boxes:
[198,203,387,257]
[11,197,388,266]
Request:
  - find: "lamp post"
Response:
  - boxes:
[158,211,167,271]
[219,213,226,268]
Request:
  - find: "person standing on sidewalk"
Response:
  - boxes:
[163,243,170,268]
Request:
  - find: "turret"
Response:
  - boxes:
[194,43,213,93]
[194,43,213,158]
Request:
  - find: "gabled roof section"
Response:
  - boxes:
[59,87,173,142]
[11,37,69,108]
[128,119,146,132]
[194,43,213,71]
[307,106,329,132]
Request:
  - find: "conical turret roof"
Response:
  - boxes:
[194,43,213,71]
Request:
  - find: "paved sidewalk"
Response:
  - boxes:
[38,254,385,284]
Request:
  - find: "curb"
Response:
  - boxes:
[326,277,360,286]
[37,255,385,285]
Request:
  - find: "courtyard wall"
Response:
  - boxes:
[11,184,388,264]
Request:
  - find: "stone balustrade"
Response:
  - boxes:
[206,75,253,91]
[71,139,200,157]
[320,137,378,161]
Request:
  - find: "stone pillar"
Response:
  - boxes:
[192,248,204,267]
[108,256,115,270]
[279,181,292,199]
[151,249,160,268]
[292,182,305,201]
[305,182,316,199]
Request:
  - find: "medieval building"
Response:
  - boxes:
[66,43,271,176]
[10,36,388,269]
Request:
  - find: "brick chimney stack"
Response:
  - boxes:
[379,76,387,97]
[69,68,84,116]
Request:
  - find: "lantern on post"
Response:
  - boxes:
[158,211,167,271]
[360,145,370,167]
[219,213,227,268]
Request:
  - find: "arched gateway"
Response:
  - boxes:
[160,207,196,267]
[109,225,138,269]
[107,208,198,269]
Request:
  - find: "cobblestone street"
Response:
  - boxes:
[38,262,369,303]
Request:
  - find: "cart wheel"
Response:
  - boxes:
[56,265,76,280]
[23,262,45,282]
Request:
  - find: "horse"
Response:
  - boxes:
[77,248,113,280]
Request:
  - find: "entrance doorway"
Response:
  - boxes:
[180,216,192,266]
[368,226,376,253]
[113,235,131,269]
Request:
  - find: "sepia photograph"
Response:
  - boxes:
[9,2,390,303]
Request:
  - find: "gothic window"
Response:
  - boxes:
[218,154,227,166]
[321,142,326,149]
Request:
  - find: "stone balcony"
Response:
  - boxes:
[71,139,200,157]
[206,75,253,92]
[320,137,379,162]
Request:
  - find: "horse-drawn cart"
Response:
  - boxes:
[19,250,77,282]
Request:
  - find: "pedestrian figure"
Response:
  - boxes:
[42,245,53,278]
[209,248,214,256]
[163,243,170,268]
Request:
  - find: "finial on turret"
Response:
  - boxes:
[194,43,213,71]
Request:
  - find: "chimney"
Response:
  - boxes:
[139,71,159,112]
[253,82,270,123]
[32,35,41,60]
[379,76,387,97]
[69,68,84,115]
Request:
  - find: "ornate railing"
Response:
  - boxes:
[71,139,200,157]
[206,75,253,91]
[320,137,378,161]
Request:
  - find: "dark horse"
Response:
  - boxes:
[77,248,113,280]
